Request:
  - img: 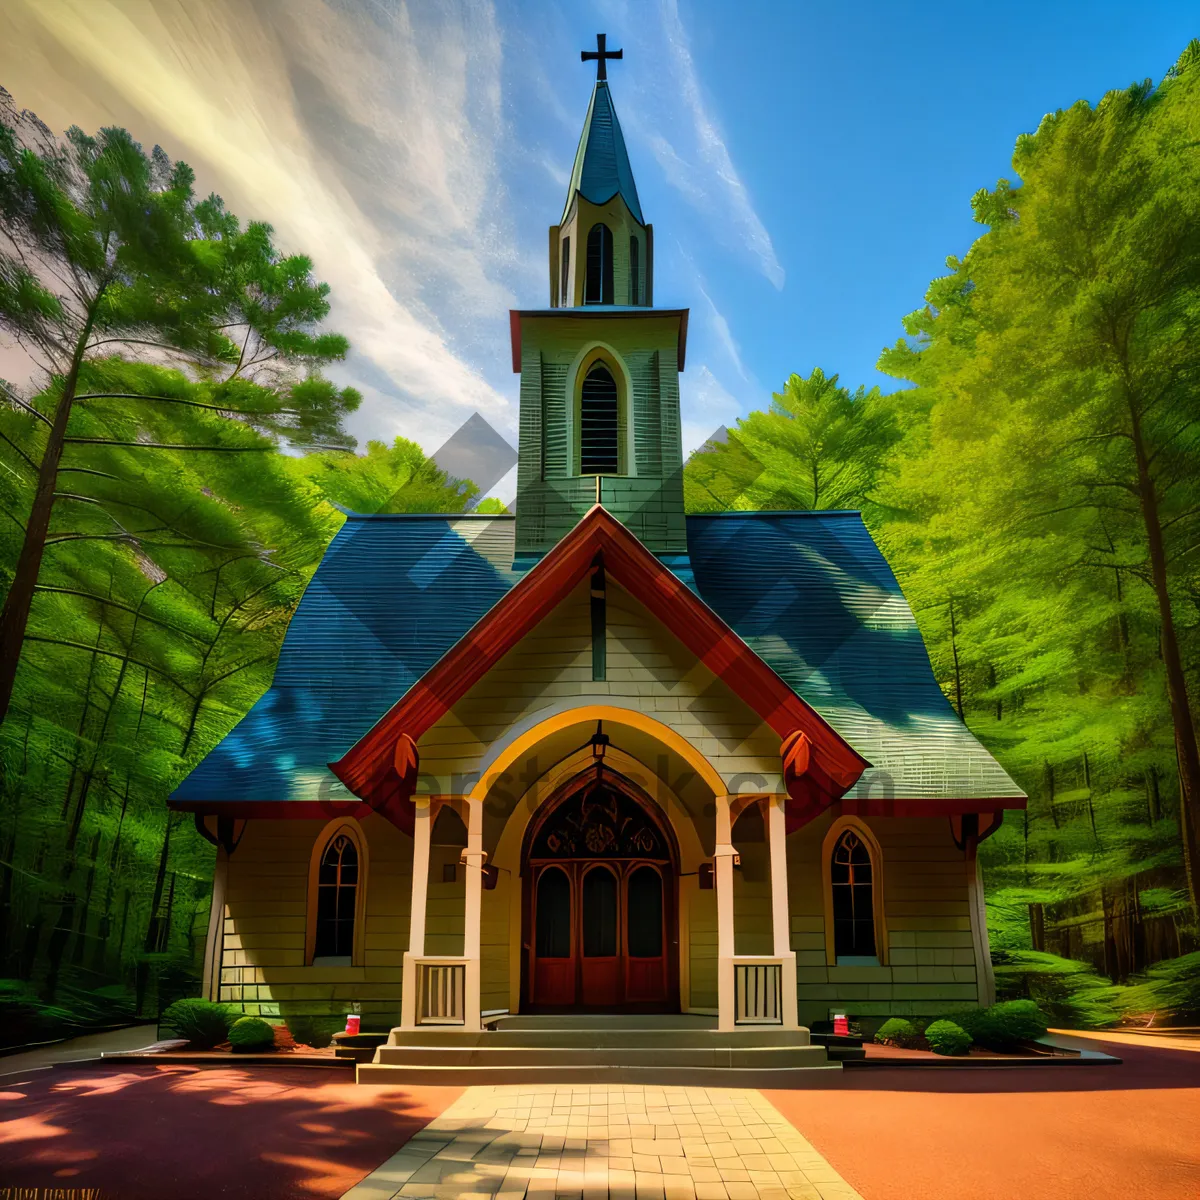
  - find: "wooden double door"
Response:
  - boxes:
[529,859,671,1008]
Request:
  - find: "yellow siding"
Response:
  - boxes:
[787,815,982,1026]
[480,872,512,1012]
[687,883,718,1009]
[219,815,411,1025]
[417,579,784,794]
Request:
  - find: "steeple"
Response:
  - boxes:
[513,35,686,560]
[562,76,644,226]
[550,34,652,309]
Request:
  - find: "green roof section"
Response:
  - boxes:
[562,81,644,225]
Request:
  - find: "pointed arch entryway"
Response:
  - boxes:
[521,766,680,1012]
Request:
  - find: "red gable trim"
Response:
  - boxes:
[329,505,869,816]
[169,799,374,820]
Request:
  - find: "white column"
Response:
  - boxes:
[766,794,800,1029]
[463,797,484,1030]
[966,845,996,1007]
[400,796,432,1028]
[714,794,737,1032]
[202,845,228,1002]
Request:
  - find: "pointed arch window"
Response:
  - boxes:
[831,830,874,957]
[307,820,368,966]
[629,235,640,305]
[585,223,614,305]
[821,818,887,965]
[579,362,620,474]
[561,236,570,306]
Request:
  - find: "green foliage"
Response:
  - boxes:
[290,437,480,514]
[684,368,902,516]
[872,48,1200,925]
[682,39,1200,992]
[0,107,488,1033]
[1118,952,1200,1022]
[227,1015,275,1052]
[284,1013,343,1049]
[874,1017,921,1048]
[161,997,234,1048]
[956,1000,1049,1049]
[992,950,1123,1029]
[924,1019,972,1056]
[0,977,137,1049]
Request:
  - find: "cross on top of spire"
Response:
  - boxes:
[581,33,623,82]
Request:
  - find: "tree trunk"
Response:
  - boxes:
[1145,766,1161,824]
[1084,752,1101,847]
[144,814,175,953]
[0,307,100,729]
[0,827,14,971]
[71,831,102,967]
[1044,761,1059,829]
[1128,400,1200,914]
[948,597,964,720]
[95,776,131,970]
[1028,902,1046,951]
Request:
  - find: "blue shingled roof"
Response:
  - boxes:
[170,511,1023,806]
[563,81,644,225]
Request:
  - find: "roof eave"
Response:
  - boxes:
[510,307,689,372]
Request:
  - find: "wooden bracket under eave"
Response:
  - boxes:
[374,733,419,834]
[780,730,852,833]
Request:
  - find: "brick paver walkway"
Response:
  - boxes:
[341,1084,862,1200]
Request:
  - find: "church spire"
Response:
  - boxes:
[563,34,643,226]
[551,34,651,308]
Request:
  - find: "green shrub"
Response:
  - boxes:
[228,1016,277,1052]
[874,1017,921,1048]
[924,1019,972,1056]
[956,1000,1049,1049]
[285,1014,342,1049]
[161,998,235,1049]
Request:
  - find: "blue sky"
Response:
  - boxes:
[0,1,1197,499]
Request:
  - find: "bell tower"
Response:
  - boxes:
[511,34,689,561]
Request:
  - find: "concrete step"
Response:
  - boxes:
[385,1027,813,1049]
[356,1060,841,1087]
[373,1043,828,1069]
[490,1013,717,1030]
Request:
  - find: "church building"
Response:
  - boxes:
[171,38,1025,1077]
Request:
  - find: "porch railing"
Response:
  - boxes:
[733,957,784,1025]
[414,957,467,1025]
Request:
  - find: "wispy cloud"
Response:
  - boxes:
[2,0,524,448]
[680,364,744,457]
[673,242,754,386]
[618,0,784,290]
[696,281,750,384]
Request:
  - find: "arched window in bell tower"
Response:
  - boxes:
[579,362,620,474]
[585,223,614,305]
[629,235,640,305]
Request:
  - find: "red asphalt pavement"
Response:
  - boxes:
[0,1063,460,1199]
[766,1036,1200,1200]
[2,1039,1198,1199]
